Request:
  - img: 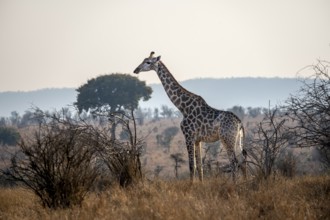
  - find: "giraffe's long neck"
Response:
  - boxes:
[156,61,203,115]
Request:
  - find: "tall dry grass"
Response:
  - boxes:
[0,175,329,220]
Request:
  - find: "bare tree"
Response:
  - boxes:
[246,107,290,179]
[170,153,185,179]
[285,60,330,168]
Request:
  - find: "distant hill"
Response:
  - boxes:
[139,77,302,110]
[0,88,77,117]
[0,77,302,117]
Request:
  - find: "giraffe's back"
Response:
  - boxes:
[181,103,242,144]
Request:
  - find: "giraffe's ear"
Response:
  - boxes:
[156,56,161,61]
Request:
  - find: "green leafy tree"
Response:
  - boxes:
[135,107,146,126]
[247,107,262,118]
[227,105,245,120]
[156,126,179,152]
[0,126,20,146]
[153,108,160,121]
[0,117,7,127]
[75,73,152,140]
[160,105,174,118]
[75,73,152,113]
[10,111,20,127]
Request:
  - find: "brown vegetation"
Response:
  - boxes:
[0,175,329,220]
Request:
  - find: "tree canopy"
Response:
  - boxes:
[0,126,20,146]
[75,73,152,113]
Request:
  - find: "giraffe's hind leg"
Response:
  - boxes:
[239,161,247,179]
[227,149,238,182]
[221,140,238,182]
[235,125,247,179]
[195,141,203,182]
[239,149,247,179]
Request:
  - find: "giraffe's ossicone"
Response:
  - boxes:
[134,52,247,182]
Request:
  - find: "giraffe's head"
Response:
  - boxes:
[134,51,161,74]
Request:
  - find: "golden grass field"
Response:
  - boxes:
[0,175,329,220]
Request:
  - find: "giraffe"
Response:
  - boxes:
[134,52,247,182]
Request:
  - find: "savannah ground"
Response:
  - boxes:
[0,116,329,220]
[0,175,329,220]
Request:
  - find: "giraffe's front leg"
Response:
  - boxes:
[181,119,197,182]
[185,138,196,182]
[195,141,203,182]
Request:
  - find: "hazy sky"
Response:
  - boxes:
[0,0,329,92]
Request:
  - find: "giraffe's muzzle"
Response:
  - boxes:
[133,67,140,74]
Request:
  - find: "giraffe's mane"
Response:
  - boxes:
[159,61,207,104]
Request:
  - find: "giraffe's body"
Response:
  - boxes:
[134,52,246,181]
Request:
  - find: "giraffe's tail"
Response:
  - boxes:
[238,125,247,178]
[240,125,247,158]
[236,125,247,163]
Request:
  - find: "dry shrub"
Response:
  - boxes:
[1,108,146,209]
[4,112,100,209]
[101,144,143,187]
[97,110,144,187]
